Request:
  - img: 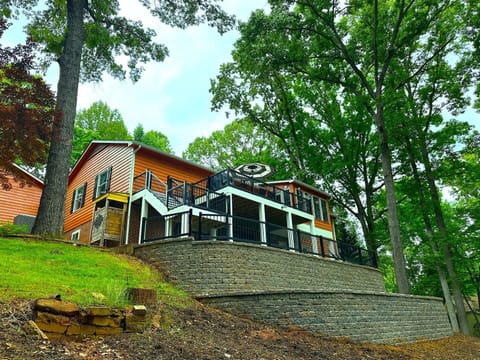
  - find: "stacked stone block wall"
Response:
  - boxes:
[199,290,453,344]
[32,298,147,337]
[129,238,386,296]
[124,238,452,344]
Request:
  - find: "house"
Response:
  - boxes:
[65,140,374,266]
[0,164,43,231]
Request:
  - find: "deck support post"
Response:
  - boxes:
[310,220,319,255]
[138,197,148,244]
[286,212,295,251]
[259,203,267,245]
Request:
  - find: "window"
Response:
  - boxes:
[320,198,329,222]
[71,183,87,213]
[313,196,329,223]
[93,167,112,199]
[313,197,321,219]
[71,230,80,242]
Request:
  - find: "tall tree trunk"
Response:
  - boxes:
[374,103,410,294]
[403,136,459,332]
[32,0,86,236]
[420,141,470,335]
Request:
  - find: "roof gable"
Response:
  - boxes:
[69,140,214,180]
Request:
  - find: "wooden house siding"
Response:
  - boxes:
[0,173,42,223]
[134,149,213,184]
[64,144,133,238]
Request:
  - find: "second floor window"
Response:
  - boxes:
[313,195,329,223]
[93,167,112,199]
[71,183,87,213]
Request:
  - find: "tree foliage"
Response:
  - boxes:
[183,119,291,179]
[4,0,235,236]
[71,101,130,165]
[212,0,478,296]
[0,19,56,188]
[133,123,173,154]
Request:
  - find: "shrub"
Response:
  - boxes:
[0,223,29,236]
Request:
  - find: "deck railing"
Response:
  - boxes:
[141,210,377,268]
[207,168,313,214]
[133,170,228,213]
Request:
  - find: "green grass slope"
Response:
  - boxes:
[0,237,190,307]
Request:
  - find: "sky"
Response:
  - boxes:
[3,1,267,155]
[2,1,479,155]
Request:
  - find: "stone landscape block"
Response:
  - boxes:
[86,306,114,317]
[90,316,121,327]
[66,324,97,336]
[23,320,49,340]
[36,311,71,326]
[133,305,147,316]
[35,320,68,334]
[35,298,81,316]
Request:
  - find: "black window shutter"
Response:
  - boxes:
[81,182,87,208]
[70,190,75,213]
[92,174,99,200]
[105,166,112,192]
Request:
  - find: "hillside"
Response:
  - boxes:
[0,237,479,359]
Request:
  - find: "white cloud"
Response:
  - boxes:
[74,0,263,154]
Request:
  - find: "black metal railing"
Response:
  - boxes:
[133,170,228,213]
[206,168,313,214]
[141,210,192,243]
[167,176,229,213]
[133,168,320,217]
[140,210,377,268]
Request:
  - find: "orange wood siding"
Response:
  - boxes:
[0,174,42,223]
[134,150,213,184]
[64,144,133,237]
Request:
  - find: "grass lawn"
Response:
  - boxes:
[0,237,191,307]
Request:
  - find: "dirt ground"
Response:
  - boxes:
[1,298,479,360]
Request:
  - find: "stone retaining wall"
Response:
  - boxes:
[127,238,386,296]
[122,238,452,344]
[31,298,147,337]
[199,290,453,344]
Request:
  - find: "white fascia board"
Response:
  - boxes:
[223,186,314,220]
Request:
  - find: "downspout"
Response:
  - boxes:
[125,143,142,245]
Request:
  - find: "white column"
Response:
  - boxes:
[137,197,148,244]
[310,220,319,254]
[286,212,295,251]
[181,212,189,237]
[329,220,337,257]
[165,216,172,237]
[259,203,267,245]
[228,194,234,242]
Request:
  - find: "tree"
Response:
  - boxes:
[72,101,129,165]
[212,0,474,295]
[0,19,56,188]
[142,130,173,154]
[133,124,173,154]
[75,101,128,140]
[212,69,383,254]
[183,119,291,178]
[4,1,235,236]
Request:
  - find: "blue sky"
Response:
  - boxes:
[3,1,479,155]
[3,1,265,155]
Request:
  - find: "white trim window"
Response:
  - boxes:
[93,166,112,199]
[71,230,80,242]
[313,196,329,223]
[71,183,87,213]
[319,198,329,222]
